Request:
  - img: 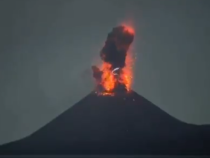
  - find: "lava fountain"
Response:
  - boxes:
[92,25,135,96]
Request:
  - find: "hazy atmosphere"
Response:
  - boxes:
[0,0,210,145]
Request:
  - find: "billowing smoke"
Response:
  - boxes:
[92,25,135,95]
[91,65,102,84]
[100,25,134,69]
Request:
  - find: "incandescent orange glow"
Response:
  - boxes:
[100,62,116,93]
[122,24,135,35]
[99,50,134,96]
[97,25,135,96]
[119,51,134,92]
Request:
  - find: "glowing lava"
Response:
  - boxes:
[100,62,116,92]
[92,25,135,96]
[119,51,134,92]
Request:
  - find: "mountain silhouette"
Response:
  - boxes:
[0,90,210,155]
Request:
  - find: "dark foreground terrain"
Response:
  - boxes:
[0,90,210,155]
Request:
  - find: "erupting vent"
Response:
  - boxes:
[92,25,135,96]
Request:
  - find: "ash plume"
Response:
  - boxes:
[100,25,134,69]
[91,65,102,84]
[92,25,134,94]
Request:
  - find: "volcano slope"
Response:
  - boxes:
[0,90,210,155]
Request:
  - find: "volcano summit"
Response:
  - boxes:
[0,91,210,155]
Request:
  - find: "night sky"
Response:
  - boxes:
[0,0,210,145]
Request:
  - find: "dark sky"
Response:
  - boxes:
[0,0,210,145]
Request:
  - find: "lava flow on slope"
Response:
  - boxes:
[92,25,135,96]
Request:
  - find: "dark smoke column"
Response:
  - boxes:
[92,25,135,94]
[100,25,134,69]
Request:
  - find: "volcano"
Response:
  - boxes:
[0,90,210,155]
[1,25,209,155]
